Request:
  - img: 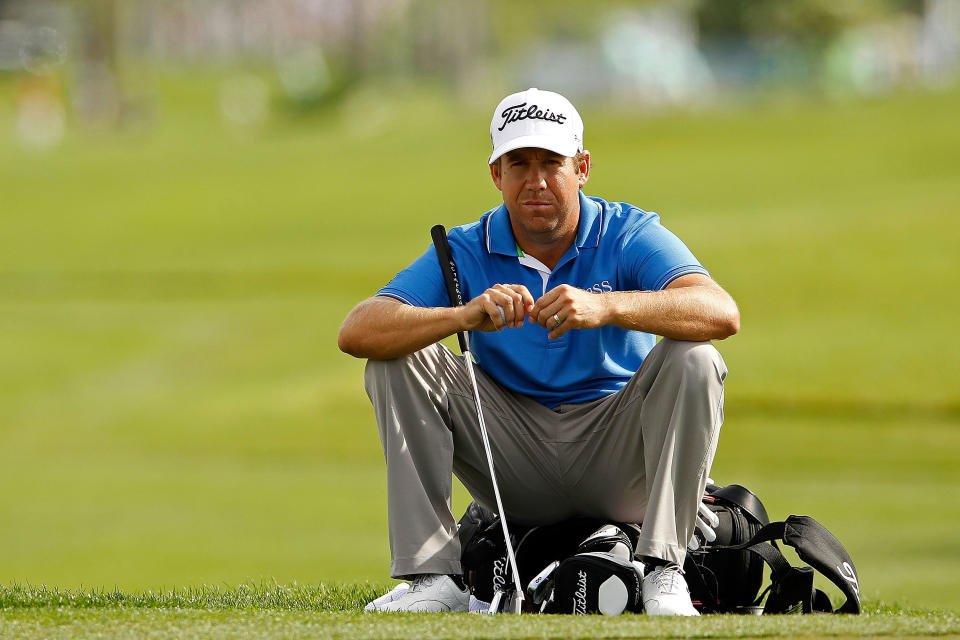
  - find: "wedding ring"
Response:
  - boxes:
[552,313,562,328]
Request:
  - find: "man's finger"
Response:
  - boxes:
[546,305,574,338]
[547,320,572,340]
[530,288,561,323]
[538,300,568,330]
[494,284,533,328]
[480,298,507,330]
[505,288,525,328]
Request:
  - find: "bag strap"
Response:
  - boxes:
[717,516,860,614]
[709,484,770,526]
[780,515,861,614]
[682,555,720,612]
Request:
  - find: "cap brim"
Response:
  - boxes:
[488,134,580,164]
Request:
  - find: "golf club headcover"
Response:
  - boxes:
[576,525,634,560]
[549,551,643,615]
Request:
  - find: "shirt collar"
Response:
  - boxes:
[574,192,603,250]
[484,192,603,256]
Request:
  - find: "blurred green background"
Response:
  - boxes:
[1,0,958,611]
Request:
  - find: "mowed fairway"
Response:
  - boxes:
[1,73,959,628]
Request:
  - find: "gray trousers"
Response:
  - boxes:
[364,338,727,579]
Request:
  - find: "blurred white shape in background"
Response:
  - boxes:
[276,45,330,101]
[602,3,714,106]
[826,17,917,96]
[8,22,68,150]
[220,74,270,127]
[824,0,960,98]
[919,0,960,87]
[15,83,65,150]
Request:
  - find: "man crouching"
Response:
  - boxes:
[338,88,739,614]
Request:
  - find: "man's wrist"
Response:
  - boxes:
[598,291,621,327]
[449,305,468,335]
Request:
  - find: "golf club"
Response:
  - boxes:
[431,224,524,614]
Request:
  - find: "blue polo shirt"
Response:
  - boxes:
[377,192,708,408]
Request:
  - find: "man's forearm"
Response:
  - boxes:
[604,286,739,341]
[338,297,463,360]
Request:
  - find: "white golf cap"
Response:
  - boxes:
[488,88,583,164]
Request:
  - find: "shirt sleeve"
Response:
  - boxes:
[620,213,709,291]
[376,243,449,308]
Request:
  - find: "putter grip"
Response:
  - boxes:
[431,224,469,353]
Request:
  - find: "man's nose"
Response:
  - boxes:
[525,165,547,190]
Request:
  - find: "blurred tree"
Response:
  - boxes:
[362,0,653,95]
[695,0,923,44]
[484,0,645,55]
[397,0,490,83]
[693,0,927,92]
[70,0,122,126]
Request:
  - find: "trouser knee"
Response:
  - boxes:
[363,345,440,398]
[363,354,399,396]
[659,339,727,387]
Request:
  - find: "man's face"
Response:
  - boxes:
[490,147,590,246]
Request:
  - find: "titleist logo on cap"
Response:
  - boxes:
[487,88,583,163]
[497,102,567,132]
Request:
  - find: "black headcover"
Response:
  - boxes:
[550,552,643,615]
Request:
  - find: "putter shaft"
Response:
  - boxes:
[464,353,524,607]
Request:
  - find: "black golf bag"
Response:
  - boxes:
[458,503,643,614]
[457,482,861,615]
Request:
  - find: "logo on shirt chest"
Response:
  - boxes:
[588,280,614,294]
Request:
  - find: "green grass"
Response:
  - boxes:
[0,581,375,611]
[0,72,958,622]
[2,583,959,639]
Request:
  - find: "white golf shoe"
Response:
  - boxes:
[641,564,700,616]
[364,582,410,612]
[376,574,470,613]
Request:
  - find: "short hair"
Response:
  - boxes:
[572,151,587,174]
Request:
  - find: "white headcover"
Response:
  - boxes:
[488,87,583,164]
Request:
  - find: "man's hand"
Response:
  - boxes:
[530,285,610,339]
[461,284,535,332]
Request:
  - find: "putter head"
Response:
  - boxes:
[487,588,524,614]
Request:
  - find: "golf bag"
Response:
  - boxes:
[458,502,641,605]
[457,483,861,615]
[457,503,643,614]
[683,483,769,613]
[685,484,861,614]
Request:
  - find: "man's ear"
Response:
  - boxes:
[489,160,503,191]
[577,150,591,188]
